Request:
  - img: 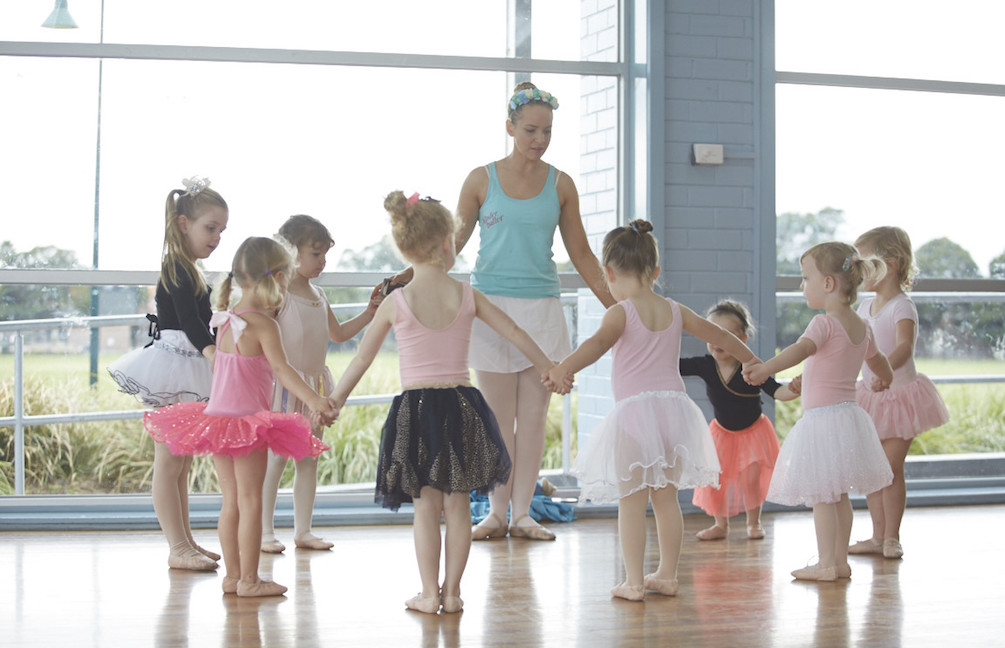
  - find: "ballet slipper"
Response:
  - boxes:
[237,579,288,598]
[643,573,679,596]
[294,535,334,551]
[440,595,464,614]
[848,538,883,554]
[471,512,508,541]
[747,525,765,540]
[168,552,218,571]
[405,593,441,614]
[696,525,728,541]
[835,564,852,579]
[610,583,645,602]
[221,576,239,594]
[260,539,286,554]
[883,538,904,559]
[791,564,837,582]
[508,514,556,541]
[194,544,221,561]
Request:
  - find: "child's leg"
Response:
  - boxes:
[617,489,649,587]
[213,455,240,579]
[880,438,912,541]
[441,491,472,612]
[741,461,765,538]
[471,371,517,538]
[154,443,216,570]
[834,494,853,569]
[648,485,682,586]
[792,501,841,581]
[232,450,285,597]
[292,453,331,549]
[260,450,287,552]
[408,487,444,613]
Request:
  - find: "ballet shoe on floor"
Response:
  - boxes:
[195,545,221,561]
[747,525,765,540]
[260,539,286,554]
[696,525,728,541]
[610,583,645,602]
[471,512,508,541]
[405,594,441,614]
[835,564,852,579]
[440,595,464,614]
[221,576,239,594]
[508,514,556,541]
[237,579,287,598]
[848,538,883,554]
[883,538,904,559]
[791,564,837,582]
[168,552,218,571]
[643,574,679,596]
[294,535,334,551]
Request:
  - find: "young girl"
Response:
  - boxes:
[108,176,228,571]
[144,237,335,597]
[260,215,382,554]
[330,191,555,614]
[848,226,950,560]
[545,220,762,602]
[744,241,895,582]
[682,300,799,541]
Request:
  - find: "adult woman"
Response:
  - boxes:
[448,82,614,540]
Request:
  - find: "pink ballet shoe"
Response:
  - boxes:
[643,574,679,596]
[610,583,645,601]
[168,552,218,571]
[471,512,508,540]
[260,539,286,554]
[696,525,728,541]
[237,579,288,598]
[405,593,441,614]
[195,545,221,561]
[747,525,765,540]
[440,595,464,614]
[835,564,852,579]
[294,535,334,551]
[791,564,837,582]
[221,576,239,594]
[508,514,556,541]
[848,538,883,554]
[883,538,904,559]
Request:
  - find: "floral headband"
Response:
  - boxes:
[508,88,559,112]
[181,176,211,196]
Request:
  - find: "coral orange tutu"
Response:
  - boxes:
[692,415,779,517]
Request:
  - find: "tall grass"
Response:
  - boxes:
[0,353,998,495]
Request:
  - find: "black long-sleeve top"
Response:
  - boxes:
[680,354,781,431]
[154,261,215,352]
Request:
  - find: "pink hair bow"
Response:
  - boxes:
[406,192,420,207]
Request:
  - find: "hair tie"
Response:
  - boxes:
[227,271,234,278]
[181,176,211,196]
[842,255,857,272]
[264,269,273,276]
[406,192,420,207]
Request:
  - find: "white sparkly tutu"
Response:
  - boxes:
[107,330,212,407]
[573,390,721,504]
[767,402,893,507]
[856,374,950,441]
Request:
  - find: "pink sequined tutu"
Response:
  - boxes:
[144,403,328,460]
[856,374,950,441]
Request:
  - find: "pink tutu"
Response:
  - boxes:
[692,414,779,517]
[856,374,950,441]
[144,402,329,460]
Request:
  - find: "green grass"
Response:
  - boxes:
[0,351,575,495]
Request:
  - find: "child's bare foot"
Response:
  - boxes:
[747,525,765,539]
[294,533,334,551]
[237,579,287,597]
[791,564,837,582]
[696,524,728,541]
[610,583,645,601]
[405,593,441,613]
[644,573,679,596]
[848,538,883,554]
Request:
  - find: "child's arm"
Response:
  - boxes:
[473,290,554,376]
[744,339,815,386]
[773,383,799,402]
[325,286,383,343]
[887,318,917,371]
[545,304,626,387]
[866,350,893,392]
[330,297,395,407]
[255,316,339,422]
[679,304,761,370]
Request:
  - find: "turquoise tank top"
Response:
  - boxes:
[470,162,562,298]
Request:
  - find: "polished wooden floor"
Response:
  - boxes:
[3,505,1002,647]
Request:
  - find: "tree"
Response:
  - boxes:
[0,242,88,321]
[989,250,1005,279]
[915,237,981,279]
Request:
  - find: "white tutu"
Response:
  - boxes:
[573,390,721,504]
[767,402,893,507]
[107,330,212,407]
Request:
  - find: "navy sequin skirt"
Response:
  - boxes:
[376,385,511,511]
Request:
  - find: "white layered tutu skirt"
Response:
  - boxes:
[107,330,212,407]
[573,390,721,505]
[767,401,893,507]
[856,374,950,441]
